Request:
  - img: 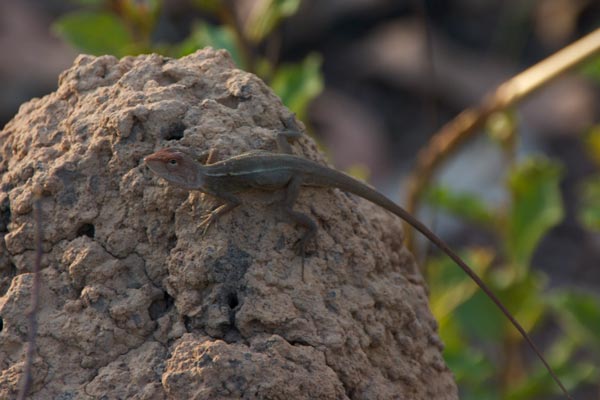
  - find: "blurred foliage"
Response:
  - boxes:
[506,158,564,270]
[486,110,517,153]
[578,175,600,232]
[52,0,322,120]
[583,125,600,166]
[53,11,135,56]
[426,111,600,399]
[243,0,301,42]
[270,54,323,120]
[425,186,495,227]
[581,55,600,84]
[578,127,600,232]
[173,22,241,65]
[579,61,600,229]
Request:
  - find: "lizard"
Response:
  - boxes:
[144,116,573,400]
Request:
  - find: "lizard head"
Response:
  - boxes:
[144,148,203,190]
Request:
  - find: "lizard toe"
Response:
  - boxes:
[199,212,216,236]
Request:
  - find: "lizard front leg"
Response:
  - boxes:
[276,115,303,154]
[199,191,241,236]
[198,148,220,205]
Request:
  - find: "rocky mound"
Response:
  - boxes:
[0,48,456,399]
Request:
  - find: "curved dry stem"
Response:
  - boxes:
[405,28,600,249]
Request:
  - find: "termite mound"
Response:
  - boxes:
[0,48,456,399]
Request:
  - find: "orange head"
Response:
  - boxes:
[144,148,202,189]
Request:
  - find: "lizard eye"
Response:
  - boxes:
[168,159,178,165]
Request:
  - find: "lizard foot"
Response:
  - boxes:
[199,211,218,236]
[293,237,310,282]
[292,237,308,257]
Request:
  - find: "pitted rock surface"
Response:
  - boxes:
[0,48,457,399]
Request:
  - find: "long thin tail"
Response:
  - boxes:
[317,167,573,399]
[396,208,572,400]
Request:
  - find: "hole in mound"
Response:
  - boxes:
[76,223,95,238]
[0,196,10,233]
[148,292,174,320]
[167,234,177,251]
[227,292,239,309]
[163,122,185,141]
[0,262,17,296]
[183,316,192,332]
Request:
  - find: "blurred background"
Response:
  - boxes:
[1,0,599,399]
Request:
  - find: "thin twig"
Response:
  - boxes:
[17,195,42,400]
[405,27,600,248]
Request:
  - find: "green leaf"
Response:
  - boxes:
[344,164,370,182]
[492,270,546,336]
[506,157,564,268]
[270,53,323,119]
[438,313,468,355]
[451,264,544,344]
[441,318,497,399]
[454,289,507,343]
[424,185,495,226]
[486,110,517,153]
[175,22,242,66]
[508,361,595,400]
[428,248,494,323]
[121,0,162,38]
[578,175,600,232]
[70,0,105,5]
[507,335,596,400]
[549,290,600,354]
[581,55,600,83]
[191,0,221,12]
[583,126,600,166]
[444,337,495,387]
[245,0,301,42]
[52,11,134,57]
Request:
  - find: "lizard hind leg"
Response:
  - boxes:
[281,175,317,281]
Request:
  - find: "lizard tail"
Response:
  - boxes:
[315,167,573,400]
